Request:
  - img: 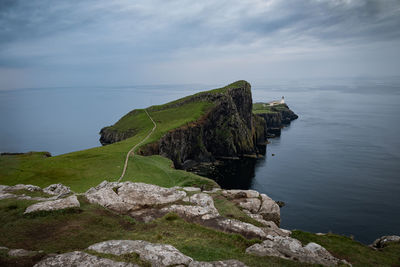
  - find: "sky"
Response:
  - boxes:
[0,0,400,90]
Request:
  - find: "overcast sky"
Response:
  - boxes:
[0,0,399,90]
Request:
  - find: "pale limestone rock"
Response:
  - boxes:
[24,195,80,214]
[161,205,218,220]
[183,186,201,192]
[371,235,400,248]
[217,218,267,239]
[86,182,186,213]
[238,198,261,213]
[86,187,129,213]
[189,259,248,266]
[34,251,137,267]
[117,182,186,206]
[221,189,259,199]
[43,184,71,196]
[246,235,340,266]
[242,210,291,236]
[8,184,42,192]
[0,192,16,200]
[163,193,219,220]
[203,188,221,194]
[8,248,37,257]
[88,240,193,266]
[258,194,280,225]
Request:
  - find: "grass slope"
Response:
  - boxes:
[0,84,232,192]
[0,197,310,267]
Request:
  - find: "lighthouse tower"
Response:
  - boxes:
[280,96,285,104]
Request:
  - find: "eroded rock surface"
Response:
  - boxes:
[86,181,186,213]
[8,248,39,257]
[24,195,80,214]
[43,184,71,197]
[221,190,281,226]
[371,235,400,248]
[246,235,340,266]
[88,240,193,266]
[189,259,248,267]
[34,251,137,267]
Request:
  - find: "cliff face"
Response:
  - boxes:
[140,82,266,168]
[256,104,298,137]
[99,81,298,170]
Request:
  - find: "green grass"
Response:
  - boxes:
[148,80,249,111]
[0,197,311,267]
[252,102,284,114]
[292,230,400,266]
[0,81,252,192]
[0,96,220,192]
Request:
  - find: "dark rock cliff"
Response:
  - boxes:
[99,81,298,169]
[139,81,267,169]
[256,104,298,137]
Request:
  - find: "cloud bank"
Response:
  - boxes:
[1,0,399,89]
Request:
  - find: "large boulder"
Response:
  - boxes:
[88,240,193,266]
[371,235,400,248]
[34,251,137,267]
[221,190,281,226]
[246,235,340,266]
[85,181,186,213]
[258,194,280,226]
[189,260,248,267]
[24,195,80,214]
[43,184,71,197]
[216,218,268,239]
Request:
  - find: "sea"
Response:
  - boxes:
[1,77,399,244]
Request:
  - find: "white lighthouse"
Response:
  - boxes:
[280,96,285,104]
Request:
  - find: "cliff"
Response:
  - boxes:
[100,81,268,169]
[154,83,265,168]
[99,81,298,169]
[253,103,298,137]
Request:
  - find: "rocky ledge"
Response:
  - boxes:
[0,181,353,266]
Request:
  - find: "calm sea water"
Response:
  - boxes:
[1,78,399,244]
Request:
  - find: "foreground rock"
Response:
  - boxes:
[222,189,281,226]
[85,181,186,213]
[371,235,400,248]
[0,183,72,201]
[189,259,248,267]
[246,235,340,266]
[43,184,71,197]
[88,240,192,266]
[8,248,40,257]
[88,240,247,267]
[24,195,80,214]
[34,251,137,267]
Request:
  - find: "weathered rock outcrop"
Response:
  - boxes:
[34,251,137,267]
[246,235,341,266]
[256,104,298,137]
[24,195,80,214]
[371,235,400,248]
[0,183,70,202]
[221,189,281,226]
[87,240,248,267]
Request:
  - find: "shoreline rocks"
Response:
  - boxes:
[246,235,341,266]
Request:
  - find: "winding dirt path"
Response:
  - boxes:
[117,109,157,182]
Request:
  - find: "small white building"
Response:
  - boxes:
[268,96,285,106]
